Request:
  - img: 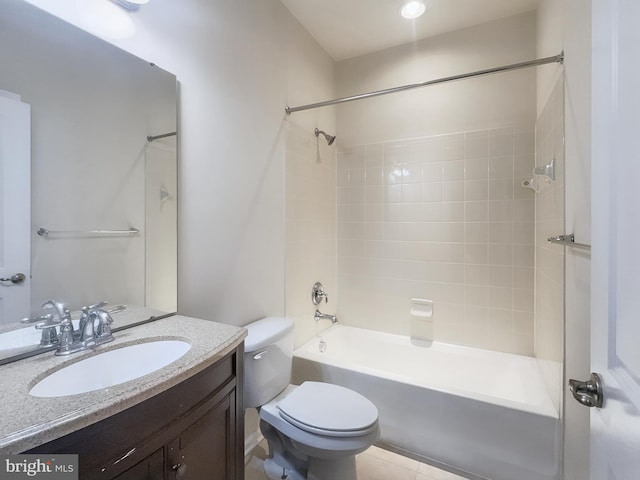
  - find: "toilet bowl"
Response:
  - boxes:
[244,317,379,480]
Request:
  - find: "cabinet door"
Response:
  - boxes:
[113,449,164,480]
[167,391,237,480]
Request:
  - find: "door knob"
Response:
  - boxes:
[0,273,26,284]
[569,372,603,408]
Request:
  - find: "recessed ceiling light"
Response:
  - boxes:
[400,0,426,19]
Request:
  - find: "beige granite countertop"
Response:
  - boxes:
[0,315,246,454]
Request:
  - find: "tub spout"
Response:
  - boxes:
[314,309,338,324]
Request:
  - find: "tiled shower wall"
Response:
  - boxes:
[535,76,565,412]
[285,121,337,348]
[337,126,537,355]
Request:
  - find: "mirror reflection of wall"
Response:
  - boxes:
[145,137,178,313]
[0,0,177,359]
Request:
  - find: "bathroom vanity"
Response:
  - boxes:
[0,3,246,477]
[0,315,246,480]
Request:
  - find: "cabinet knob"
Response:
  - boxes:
[171,463,187,478]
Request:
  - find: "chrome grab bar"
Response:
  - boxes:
[37,227,139,238]
[147,131,177,142]
[547,233,591,250]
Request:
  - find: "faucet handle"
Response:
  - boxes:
[93,310,115,338]
[21,313,53,324]
[21,314,60,348]
[34,315,59,330]
[311,282,329,305]
[107,304,127,315]
[81,301,108,314]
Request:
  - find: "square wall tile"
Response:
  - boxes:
[366,167,384,186]
[443,161,465,181]
[465,157,489,180]
[443,181,464,201]
[465,179,489,201]
[465,131,489,159]
[423,163,443,182]
[489,133,514,157]
[333,126,535,356]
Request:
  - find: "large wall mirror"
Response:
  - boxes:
[0,0,178,363]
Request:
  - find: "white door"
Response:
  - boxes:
[590,1,640,478]
[0,93,30,325]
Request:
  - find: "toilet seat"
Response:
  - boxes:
[277,381,378,438]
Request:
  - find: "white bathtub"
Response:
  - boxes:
[292,325,560,480]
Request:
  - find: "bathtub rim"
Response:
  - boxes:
[294,324,559,420]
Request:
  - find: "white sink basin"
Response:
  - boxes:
[0,327,41,349]
[29,340,191,398]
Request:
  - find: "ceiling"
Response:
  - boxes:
[280,0,540,61]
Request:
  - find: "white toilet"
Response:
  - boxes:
[244,317,379,480]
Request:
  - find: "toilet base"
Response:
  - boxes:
[261,419,360,480]
[307,456,357,480]
[263,457,306,480]
[263,453,357,480]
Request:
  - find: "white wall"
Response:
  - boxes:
[336,12,538,146]
[24,0,336,329]
[535,76,565,414]
[336,126,538,355]
[285,121,337,348]
[1,1,176,315]
[562,2,592,478]
[536,1,564,115]
[146,137,178,313]
[22,0,336,454]
[537,1,592,479]
[18,1,592,472]
[334,13,539,355]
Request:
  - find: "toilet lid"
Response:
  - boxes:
[277,382,378,438]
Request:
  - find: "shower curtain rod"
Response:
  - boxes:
[285,52,564,115]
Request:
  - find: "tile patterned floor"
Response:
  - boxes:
[245,443,468,480]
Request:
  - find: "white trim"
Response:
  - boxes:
[244,430,265,460]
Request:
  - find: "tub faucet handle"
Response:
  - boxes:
[311,282,328,305]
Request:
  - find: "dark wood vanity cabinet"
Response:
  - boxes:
[27,345,244,480]
[112,449,164,480]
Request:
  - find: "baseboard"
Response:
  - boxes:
[244,430,265,461]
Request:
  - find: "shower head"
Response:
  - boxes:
[315,128,336,146]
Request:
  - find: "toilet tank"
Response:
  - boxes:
[243,317,294,408]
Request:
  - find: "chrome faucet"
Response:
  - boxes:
[79,309,114,344]
[21,312,58,347]
[78,301,108,341]
[25,300,123,356]
[314,309,338,324]
[311,282,329,305]
[57,302,117,356]
[93,308,119,339]
[312,282,337,324]
[41,299,75,353]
